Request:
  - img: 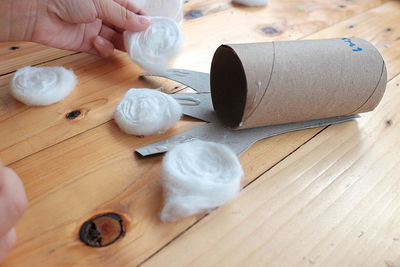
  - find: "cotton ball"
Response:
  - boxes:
[160,140,244,222]
[233,0,268,7]
[124,17,183,74]
[10,66,77,106]
[114,88,182,136]
[135,0,183,24]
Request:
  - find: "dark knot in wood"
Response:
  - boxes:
[79,213,125,247]
[261,26,282,36]
[185,10,203,19]
[66,110,82,120]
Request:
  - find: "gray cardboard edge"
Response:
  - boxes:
[136,114,359,157]
[140,69,211,93]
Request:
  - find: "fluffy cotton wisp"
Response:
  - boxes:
[135,0,183,24]
[160,140,244,222]
[233,0,268,6]
[114,88,182,136]
[10,66,77,106]
[124,17,183,74]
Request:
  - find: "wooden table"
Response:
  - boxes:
[1,0,400,266]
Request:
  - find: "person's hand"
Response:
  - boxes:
[0,162,27,262]
[1,0,151,57]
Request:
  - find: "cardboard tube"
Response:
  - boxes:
[210,38,387,129]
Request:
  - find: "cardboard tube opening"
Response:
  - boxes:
[211,45,247,128]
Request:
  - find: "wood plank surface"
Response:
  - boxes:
[0,0,390,166]
[0,1,400,266]
[307,2,400,80]
[141,65,400,267]
[1,1,399,266]
[0,42,77,76]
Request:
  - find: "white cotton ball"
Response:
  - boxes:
[10,66,77,106]
[134,0,183,24]
[124,17,183,74]
[233,0,268,6]
[160,140,244,222]
[114,88,182,136]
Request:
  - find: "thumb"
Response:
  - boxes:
[92,0,151,32]
[93,36,115,57]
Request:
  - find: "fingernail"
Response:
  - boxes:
[138,15,151,26]
[95,36,106,47]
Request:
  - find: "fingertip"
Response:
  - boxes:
[93,36,115,57]
[138,15,152,29]
[0,228,17,263]
[3,167,27,219]
[113,0,145,15]
[6,228,16,247]
[126,15,151,32]
[94,0,150,33]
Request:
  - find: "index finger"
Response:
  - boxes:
[113,0,146,15]
[93,0,151,32]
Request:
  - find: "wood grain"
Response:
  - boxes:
[2,1,400,266]
[0,51,188,165]
[0,0,391,166]
[2,113,325,267]
[0,42,77,76]
[176,0,390,72]
[307,1,400,80]
[183,0,232,20]
[141,67,400,267]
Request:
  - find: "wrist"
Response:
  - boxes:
[0,0,39,42]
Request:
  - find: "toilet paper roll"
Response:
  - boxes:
[210,38,387,129]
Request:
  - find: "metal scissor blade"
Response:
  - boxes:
[140,69,210,93]
[135,114,360,157]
